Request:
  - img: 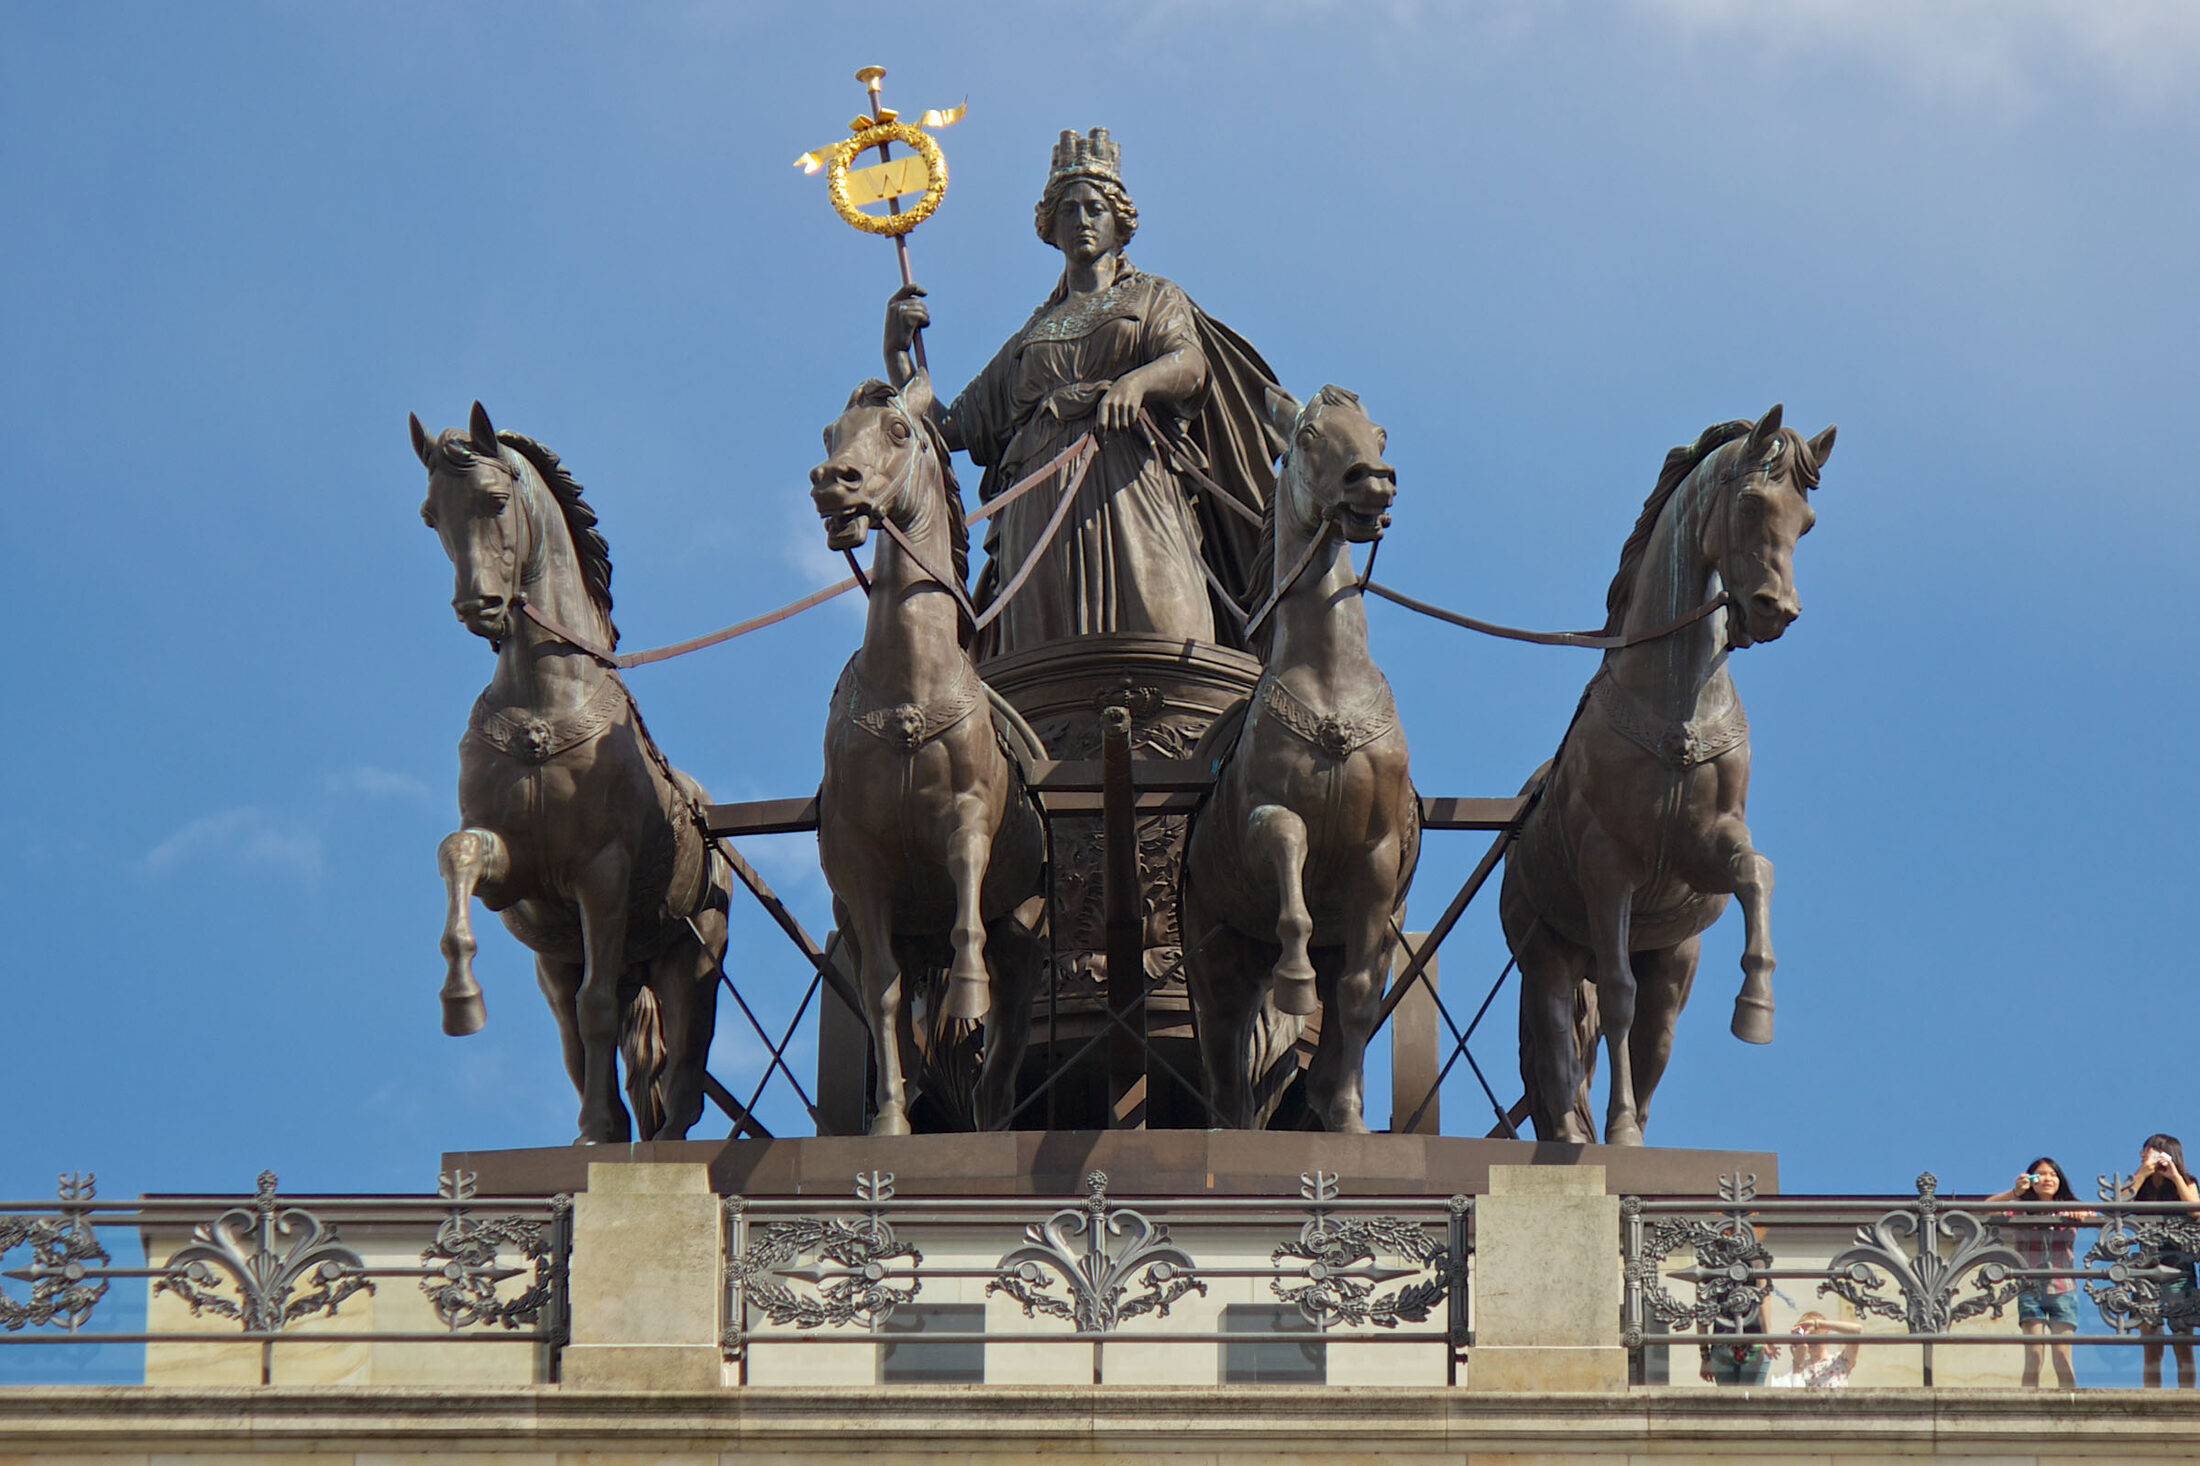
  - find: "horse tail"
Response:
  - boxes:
[622,981,668,1141]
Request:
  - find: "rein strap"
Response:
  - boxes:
[1363,581,1732,650]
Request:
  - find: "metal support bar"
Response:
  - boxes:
[718,837,868,1028]
[700,1073,774,1139]
[1101,705,1146,1128]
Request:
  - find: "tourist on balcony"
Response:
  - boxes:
[2124,1133,2200,1388]
[1771,1311,1862,1388]
[1986,1156,2097,1388]
[1699,1277,1778,1386]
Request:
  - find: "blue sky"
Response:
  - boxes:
[5,1,2197,1218]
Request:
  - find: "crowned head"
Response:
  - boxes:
[1033,127,1139,249]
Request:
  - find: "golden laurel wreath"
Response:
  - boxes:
[824,122,946,237]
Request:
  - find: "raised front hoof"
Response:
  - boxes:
[942,974,991,1023]
[441,992,487,1037]
[868,1106,912,1137]
[1730,995,1775,1045]
[1273,972,1318,1017]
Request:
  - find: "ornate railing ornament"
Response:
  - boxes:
[152,1171,373,1332]
[726,1171,923,1345]
[418,1170,567,1333]
[1819,1172,2021,1331]
[1269,1169,1449,1329]
[989,1170,1205,1332]
[2085,1170,2200,1333]
[0,1173,111,1333]
[1626,1170,1774,1342]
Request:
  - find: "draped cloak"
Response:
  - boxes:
[945,269,1283,659]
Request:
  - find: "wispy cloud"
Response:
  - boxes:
[1625,0,2200,106]
[331,765,432,800]
[143,807,323,880]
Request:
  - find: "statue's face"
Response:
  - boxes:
[1050,181,1119,265]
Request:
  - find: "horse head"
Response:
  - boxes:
[1266,383,1396,544]
[413,401,533,646]
[1706,404,1836,649]
[811,379,937,552]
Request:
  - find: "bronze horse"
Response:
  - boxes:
[412,403,727,1143]
[1184,385,1419,1132]
[809,378,1046,1136]
[1504,404,1834,1145]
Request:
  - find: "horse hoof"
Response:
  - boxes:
[1274,973,1318,1016]
[1730,996,1774,1045]
[1607,1124,1644,1147]
[869,1107,912,1137]
[943,975,991,1023]
[441,992,487,1037]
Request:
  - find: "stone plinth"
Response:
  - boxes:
[561,1161,724,1390]
[447,1131,1777,1199]
[1468,1164,1626,1391]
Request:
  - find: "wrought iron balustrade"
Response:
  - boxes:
[724,1168,1471,1383]
[1623,1170,2200,1386]
[0,1170,570,1384]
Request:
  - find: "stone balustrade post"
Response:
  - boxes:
[559,1161,725,1389]
[1468,1164,1626,1390]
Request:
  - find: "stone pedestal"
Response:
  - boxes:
[559,1161,724,1389]
[1468,1163,1627,1391]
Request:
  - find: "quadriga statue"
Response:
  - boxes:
[1182,385,1419,1133]
[809,377,1047,1136]
[1504,405,1835,1145]
[412,403,728,1143]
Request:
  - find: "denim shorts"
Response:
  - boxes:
[2158,1271,2200,1333]
[2018,1285,2080,1328]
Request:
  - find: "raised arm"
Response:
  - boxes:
[883,284,961,448]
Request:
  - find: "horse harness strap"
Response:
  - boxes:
[468,675,626,764]
[1257,673,1398,759]
[836,657,984,751]
[1589,669,1749,770]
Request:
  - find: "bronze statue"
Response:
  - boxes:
[810,379,1048,1136]
[1503,405,1835,1145]
[1183,386,1420,1132]
[412,404,728,1144]
[883,127,1282,657]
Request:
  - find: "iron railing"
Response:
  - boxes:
[1624,1170,2200,1386]
[0,1170,570,1384]
[724,1168,1471,1383]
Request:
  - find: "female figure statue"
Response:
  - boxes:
[884,128,1281,657]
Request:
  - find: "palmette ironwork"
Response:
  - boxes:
[1271,1170,1451,1329]
[990,1170,1206,1331]
[725,1171,922,1351]
[419,1170,570,1333]
[153,1171,375,1331]
[1821,1172,2021,1331]
[0,1174,110,1332]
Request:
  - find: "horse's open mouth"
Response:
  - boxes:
[1336,508,1392,542]
[821,507,872,550]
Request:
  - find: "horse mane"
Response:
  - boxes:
[1599,419,1753,635]
[499,431,619,649]
[1241,385,1360,656]
[845,379,971,630]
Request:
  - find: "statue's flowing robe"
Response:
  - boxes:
[947,269,1281,658]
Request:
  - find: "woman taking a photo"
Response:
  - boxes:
[2124,1134,2200,1389]
[1987,1156,2096,1388]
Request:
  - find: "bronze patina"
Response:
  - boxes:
[1183,386,1420,1134]
[1502,405,1835,1146]
[884,127,1281,659]
[412,404,729,1144]
[810,379,1047,1136]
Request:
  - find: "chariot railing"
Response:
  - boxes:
[0,1170,570,1385]
[1624,1170,2200,1387]
[724,1168,1470,1385]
